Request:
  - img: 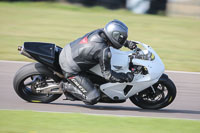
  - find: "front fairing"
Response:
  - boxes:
[110,43,165,82]
[90,42,165,100]
[132,43,165,82]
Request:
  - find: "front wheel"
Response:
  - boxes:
[13,63,62,103]
[129,77,176,110]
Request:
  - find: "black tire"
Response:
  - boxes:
[129,78,176,110]
[13,63,62,103]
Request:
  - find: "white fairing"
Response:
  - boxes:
[90,42,165,100]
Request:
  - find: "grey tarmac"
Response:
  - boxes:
[0,61,200,120]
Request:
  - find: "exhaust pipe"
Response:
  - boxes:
[18,46,33,59]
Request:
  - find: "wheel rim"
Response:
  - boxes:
[19,74,56,101]
[134,82,170,106]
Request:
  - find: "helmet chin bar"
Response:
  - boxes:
[106,40,122,49]
[111,43,122,49]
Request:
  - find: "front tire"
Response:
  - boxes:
[13,63,62,103]
[130,77,176,110]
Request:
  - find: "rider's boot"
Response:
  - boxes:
[63,82,87,101]
[62,82,79,101]
[62,78,100,105]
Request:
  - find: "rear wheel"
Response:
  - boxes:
[13,63,62,103]
[129,78,176,109]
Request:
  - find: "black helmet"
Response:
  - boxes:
[104,20,128,49]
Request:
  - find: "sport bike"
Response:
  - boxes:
[13,41,176,109]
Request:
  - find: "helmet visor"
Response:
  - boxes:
[113,32,127,45]
[118,34,127,45]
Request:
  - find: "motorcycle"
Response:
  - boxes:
[13,41,176,109]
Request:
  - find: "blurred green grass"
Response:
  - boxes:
[0,110,200,133]
[0,2,200,71]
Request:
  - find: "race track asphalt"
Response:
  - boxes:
[0,61,200,120]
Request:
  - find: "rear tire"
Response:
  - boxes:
[13,63,62,103]
[130,78,176,109]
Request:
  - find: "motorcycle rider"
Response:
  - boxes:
[59,20,137,105]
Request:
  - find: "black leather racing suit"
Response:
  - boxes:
[59,29,133,104]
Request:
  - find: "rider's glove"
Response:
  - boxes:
[125,40,137,50]
[125,72,134,82]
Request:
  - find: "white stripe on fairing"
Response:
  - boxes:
[0,60,200,74]
[0,109,199,121]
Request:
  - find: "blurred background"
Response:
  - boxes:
[2,0,200,17]
[0,0,200,71]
